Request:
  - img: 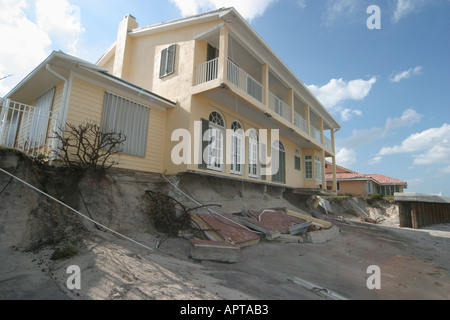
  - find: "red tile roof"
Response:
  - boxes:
[325,162,407,186]
[364,174,407,185]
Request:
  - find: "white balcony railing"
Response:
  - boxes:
[310,124,322,143]
[195,58,218,86]
[324,136,333,152]
[294,111,308,134]
[268,92,291,122]
[227,59,263,103]
[0,99,59,158]
[193,59,336,154]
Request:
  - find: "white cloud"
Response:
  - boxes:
[308,77,377,110]
[340,108,362,122]
[390,66,423,82]
[379,124,450,170]
[0,0,50,96]
[385,108,422,132]
[339,127,384,149]
[393,0,428,23]
[340,109,422,149]
[169,0,279,21]
[337,109,423,166]
[368,156,382,165]
[336,147,357,168]
[323,0,360,26]
[297,0,307,9]
[379,124,450,156]
[35,0,85,55]
[0,0,84,96]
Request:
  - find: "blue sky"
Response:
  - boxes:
[1,0,449,195]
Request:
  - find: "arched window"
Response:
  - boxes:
[209,111,225,127]
[272,140,286,184]
[272,140,286,152]
[207,111,225,172]
[248,129,259,178]
[230,121,244,175]
[294,149,301,171]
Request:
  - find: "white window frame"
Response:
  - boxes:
[230,121,244,176]
[305,155,313,179]
[315,156,322,180]
[207,111,225,172]
[248,129,259,178]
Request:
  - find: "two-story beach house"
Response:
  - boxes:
[1,8,340,194]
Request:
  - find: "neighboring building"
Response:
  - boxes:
[1,8,341,194]
[325,162,408,197]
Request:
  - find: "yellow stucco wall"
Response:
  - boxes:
[337,180,366,197]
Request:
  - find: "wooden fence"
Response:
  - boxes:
[395,193,450,229]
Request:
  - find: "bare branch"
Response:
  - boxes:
[53,122,127,170]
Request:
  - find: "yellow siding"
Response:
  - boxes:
[65,77,167,173]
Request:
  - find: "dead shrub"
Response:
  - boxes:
[53,122,126,170]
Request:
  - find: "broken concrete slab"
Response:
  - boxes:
[286,210,333,229]
[276,234,305,244]
[236,218,281,241]
[306,225,341,244]
[289,221,313,235]
[192,213,260,248]
[189,239,243,263]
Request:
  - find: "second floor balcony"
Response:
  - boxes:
[194,57,335,154]
[193,25,337,155]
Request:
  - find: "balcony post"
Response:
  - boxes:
[288,89,294,123]
[319,117,324,145]
[305,104,310,135]
[218,25,229,84]
[331,128,336,154]
[262,64,269,107]
[332,156,338,193]
[321,150,326,191]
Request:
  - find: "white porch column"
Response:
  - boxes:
[262,64,269,107]
[218,25,229,84]
[305,104,310,136]
[332,156,338,193]
[289,88,294,123]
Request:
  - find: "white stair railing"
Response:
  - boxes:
[0,100,59,158]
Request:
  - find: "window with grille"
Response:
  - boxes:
[272,140,286,184]
[305,155,313,179]
[206,111,225,172]
[315,156,322,180]
[248,129,259,178]
[230,121,244,175]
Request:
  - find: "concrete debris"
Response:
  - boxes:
[189,239,243,263]
[276,234,305,244]
[187,208,340,262]
[306,225,341,244]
